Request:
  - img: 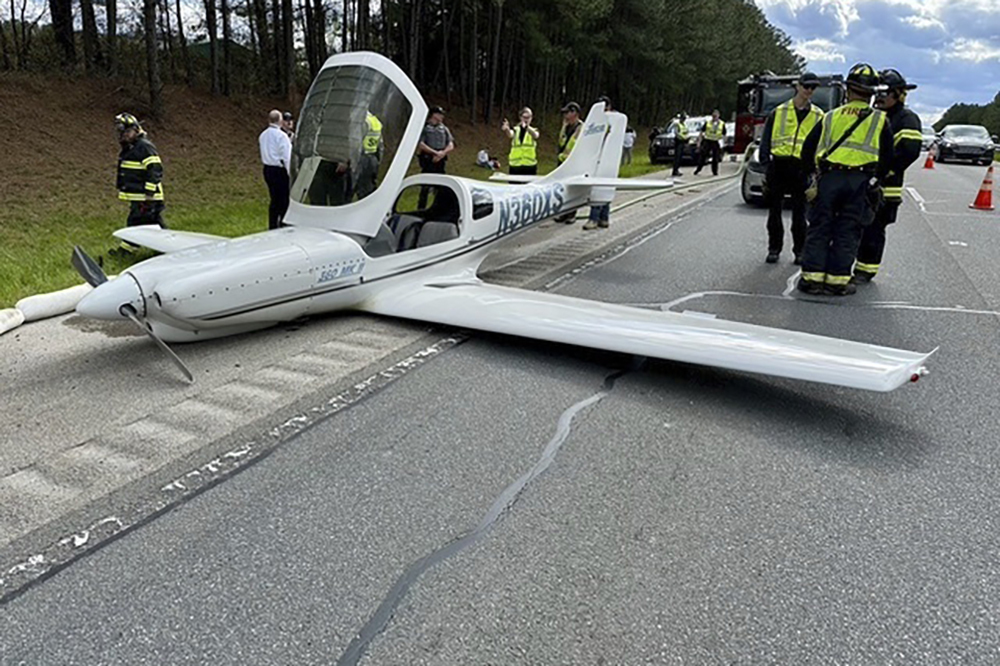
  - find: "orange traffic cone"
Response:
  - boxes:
[969,165,995,211]
[923,149,935,169]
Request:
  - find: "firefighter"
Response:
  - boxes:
[694,109,726,176]
[668,112,689,177]
[796,63,894,296]
[554,102,583,223]
[853,69,922,283]
[114,113,165,252]
[758,72,824,264]
[502,107,540,176]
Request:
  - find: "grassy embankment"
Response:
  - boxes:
[0,73,661,307]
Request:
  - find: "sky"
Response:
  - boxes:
[753,0,1000,125]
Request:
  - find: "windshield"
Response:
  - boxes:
[945,126,989,139]
[291,65,413,206]
[758,85,840,115]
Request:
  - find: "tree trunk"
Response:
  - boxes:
[313,0,326,62]
[221,0,232,95]
[8,0,20,69]
[485,0,502,125]
[469,0,477,123]
[271,0,283,93]
[407,0,419,79]
[159,0,176,82]
[106,0,117,75]
[175,0,192,85]
[301,0,314,75]
[48,0,75,72]
[204,0,219,94]
[0,13,11,69]
[356,0,368,50]
[79,0,102,73]
[281,0,293,98]
[251,0,271,83]
[143,0,163,117]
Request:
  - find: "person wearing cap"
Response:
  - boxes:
[584,96,614,230]
[667,112,689,177]
[853,69,922,284]
[113,112,166,252]
[417,106,455,208]
[694,109,726,177]
[502,107,540,175]
[281,111,295,139]
[554,101,583,223]
[259,109,293,230]
[796,63,894,296]
[758,72,825,264]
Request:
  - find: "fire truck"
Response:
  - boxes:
[736,72,844,204]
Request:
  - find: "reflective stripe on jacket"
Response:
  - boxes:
[771,100,823,159]
[816,101,887,168]
[117,136,164,202]
[509,127,538,167]
[703,119,725,142]
[363,112,383,155]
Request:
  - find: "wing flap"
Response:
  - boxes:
[114,226,225,253]
[364,281,932,392]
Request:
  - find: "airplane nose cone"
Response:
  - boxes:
[76,273,145,320]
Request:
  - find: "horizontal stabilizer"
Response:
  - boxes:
[562,176,674,190]
[364,280,932,392]
[114,226,225,253]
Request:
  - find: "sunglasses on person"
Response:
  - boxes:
[802,84,818,90]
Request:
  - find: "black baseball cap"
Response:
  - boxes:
[561,101,581,114]
[429,105,446,116]
[282,111,293,120]
[798,72,821,86]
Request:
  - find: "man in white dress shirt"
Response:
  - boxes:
[259,109,293,230]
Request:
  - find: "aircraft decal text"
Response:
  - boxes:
[497,183,566,236]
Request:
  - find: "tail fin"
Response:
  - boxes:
[541,102,608,182]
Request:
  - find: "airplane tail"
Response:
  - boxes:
[540,102,609,183]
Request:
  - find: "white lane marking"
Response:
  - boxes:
[948,241,969,247]
[907,186,927,212]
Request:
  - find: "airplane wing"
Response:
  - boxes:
[113,226,225,253]
[561,176,675,190]
[489,173,542,183]
[362,279,932,392]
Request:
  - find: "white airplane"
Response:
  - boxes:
[74,51,932,391]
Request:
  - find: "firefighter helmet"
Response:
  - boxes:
[879,68,917,92]
[845,63,879,93]
[114,113,142,133]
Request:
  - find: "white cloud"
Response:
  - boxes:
[795,38,847,62]
[948,38,1000,63]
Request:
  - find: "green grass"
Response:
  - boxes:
[0,143,666,308]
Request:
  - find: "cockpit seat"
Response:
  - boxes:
[364,222,397,257]
[416,221,460,247]
[390,214,425,251]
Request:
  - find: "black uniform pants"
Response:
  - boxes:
[855,199,900,276]
[418,155,447,208]
[509,164,538,176]
[695,141,721,175]
[765,159,807,254]
[263,165,290,230]
[800,170,870,284]
[672,140,685,175]
[127,201,166,228]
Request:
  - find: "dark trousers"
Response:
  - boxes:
[766,159,807,254]
[672,140,685,175]
[127,201,166,227]
[263,165,290,230]
[800,170,870,283]
[509,164,537,175]
[856,200,900,276]
[418,155,447,208]
[695,141,721,175]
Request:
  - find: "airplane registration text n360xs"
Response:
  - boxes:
[73,51,933,391]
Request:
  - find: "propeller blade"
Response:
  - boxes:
[72,246,108,288]
[120,304,195,382]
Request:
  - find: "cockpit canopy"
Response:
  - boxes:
[291,64,413,207]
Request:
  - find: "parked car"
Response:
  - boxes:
[724,122,736,153]
[921,127,936,151]
[934,125,997,165]
[648,116,710,165]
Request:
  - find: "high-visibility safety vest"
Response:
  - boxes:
[703,119,725,142]
[363,112,383,155]
[558,121,581,164]
[771,99,823,159]
[670,119,689,140]
[816,100,887,168]
[509,126,538,167]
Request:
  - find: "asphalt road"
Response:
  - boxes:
[3,161,1000,664]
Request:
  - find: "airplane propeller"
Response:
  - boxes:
[72,246,194,382]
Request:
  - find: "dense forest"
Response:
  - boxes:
[935,93,1000,137]
[0,0,803,124]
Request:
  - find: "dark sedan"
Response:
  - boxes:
[935,125,996,165]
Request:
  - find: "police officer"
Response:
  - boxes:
[114,113,165,251]
[554,101,583,223]
[758,72,824,264]
[853,69,922,283]
[355,110,383,200]
[668,112,689,177]
[502,107,540,176]
[694,109,726,176]
[797,64,894,296]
